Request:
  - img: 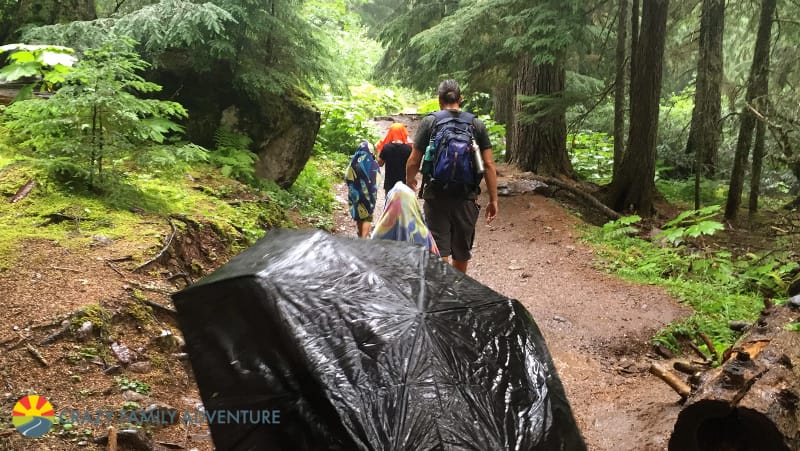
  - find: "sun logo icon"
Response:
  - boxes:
[12,395,55,438]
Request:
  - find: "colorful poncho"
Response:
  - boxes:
[371,181,439,255]
[345,141,380,222]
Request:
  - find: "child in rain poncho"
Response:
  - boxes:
[371,181,439,255]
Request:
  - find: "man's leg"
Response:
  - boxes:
[452,259,468,273]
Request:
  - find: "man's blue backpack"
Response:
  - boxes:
[421,110,482,195]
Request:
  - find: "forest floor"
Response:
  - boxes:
[0,114,697,451]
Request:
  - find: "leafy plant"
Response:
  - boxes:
[2,38,187,189]
[568,131,614,183]
[314,94,378,155]
[208,127,257,184]
[115,376,151,395]
[0,43,76,99]
[657,205,725,246]
[599,214,642,239]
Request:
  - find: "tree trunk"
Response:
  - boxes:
[607,0,669,214]
[613,0,628,180]
[508,57,574,177]
[724,0,776,221]
[629,0,640,116]
[686,0,725,209]
[748,110,767,216]
[492,82,514,162]
[668,305,800,451]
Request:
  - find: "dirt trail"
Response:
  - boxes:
[332,116,691,450]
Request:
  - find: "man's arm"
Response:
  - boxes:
[405,145,424,191]
[481,148,498,223]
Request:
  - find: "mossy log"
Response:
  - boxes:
[669,304,800,451]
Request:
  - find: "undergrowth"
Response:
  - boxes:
[584,207,799,360]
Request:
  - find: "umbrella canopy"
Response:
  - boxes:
[172,229,586,451]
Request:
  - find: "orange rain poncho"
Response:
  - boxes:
[376,123,412,154]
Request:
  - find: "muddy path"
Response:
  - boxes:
[332,115,691,450]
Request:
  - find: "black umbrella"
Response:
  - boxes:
[172,229,586,451]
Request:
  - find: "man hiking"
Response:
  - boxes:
[405,79,498,273]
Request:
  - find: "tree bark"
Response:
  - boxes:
[749,111,767,216]
[613,0,628,180]
[724,0,776,221]
[492,82,514,162]
[686,0,725,209]
[607,0,669,214]
[668,305,800,451]
[508,57,574,177]
[629,0,640,116]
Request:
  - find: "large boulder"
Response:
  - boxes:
[151,66,320,189]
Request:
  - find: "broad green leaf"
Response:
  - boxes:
[0,61,40,81]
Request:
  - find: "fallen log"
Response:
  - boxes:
[668,304,800,451]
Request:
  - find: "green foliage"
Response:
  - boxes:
[568,131,614,184]
[208,127,257,184]
[599,215,642,240]
[115,376,151,395]
[657,205,725,246]
[656,178,729,207]
[656,89,695,177]
[0,44,76,98]
[416,98,439,114]
[314,86,393,155]
[480,114,507,161]
[1,39,187,189]
[585,205,798,355]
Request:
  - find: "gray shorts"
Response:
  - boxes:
[423,197,480,261]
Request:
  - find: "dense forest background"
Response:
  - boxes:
[1,0,799,351]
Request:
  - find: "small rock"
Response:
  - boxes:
[76,321,94,341]
[173,352,190,361]
[144,403,179,426]
[553,315,567,323]
[154,330,185,352]
[77,441,89,446]
[12,325,19,331]
[565,245,576,254]
[128,361,152,374]
[123,390,148,402]
[111,342,135,364]
[508,265,523,271]
[788,294,800,309]
[520,272,532,279]
[90,235,114,247]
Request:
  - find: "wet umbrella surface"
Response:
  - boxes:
[172,229,586,451]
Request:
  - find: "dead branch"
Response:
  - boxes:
[687,341,710,363]
[107,426,117,451]
[26,344,49,366]
[125,281,175,297]
[106,255,134,263]
[649,363,691,399]
[105,260,126,278]
[523,174,622,220]
[141,298,177,316]
[698,332,719,362]
[134,218,177,272]
[51,266,81,273]
[38,320,72,345]
[673,361,704,375]
[9,179,36,203]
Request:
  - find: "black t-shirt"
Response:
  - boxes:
[379,142,412,191]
